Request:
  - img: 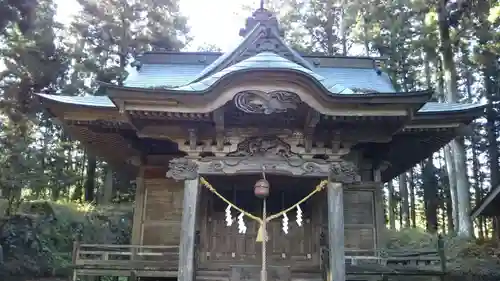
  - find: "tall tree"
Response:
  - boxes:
[436,0,473,237]
[70,0,189,202]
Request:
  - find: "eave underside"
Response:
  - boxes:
[367,130,458,181]
[38,95,484,181]
[58,123,465,181]
[64,124,141,173]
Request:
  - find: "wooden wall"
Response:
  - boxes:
[129,165,384,254]
[131,169,185,246]
[343,188,377,252]
[321,182,384,254]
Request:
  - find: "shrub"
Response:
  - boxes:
[0,201,133,279]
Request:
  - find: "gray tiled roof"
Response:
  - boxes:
[125,64,206,88]
[418,102,486,113]
[123,52,395,94]
[37,93,484,114]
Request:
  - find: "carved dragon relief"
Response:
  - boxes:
[233,90,301,114]
[226,135,300,159]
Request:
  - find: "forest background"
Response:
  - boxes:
[0,0,499,280]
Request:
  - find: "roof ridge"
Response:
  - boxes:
[187,9,313,85]
[188,24,265,84]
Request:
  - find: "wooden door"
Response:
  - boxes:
[198,183,321,270]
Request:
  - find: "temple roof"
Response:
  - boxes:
[35,5,487,182]
[112,7,396,96]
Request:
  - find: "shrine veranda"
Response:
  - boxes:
[37,6,484,281]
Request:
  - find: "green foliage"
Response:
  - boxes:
[0,0,38,35]
[0,201,132,279]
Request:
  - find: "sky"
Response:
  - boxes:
[55,0,261,51]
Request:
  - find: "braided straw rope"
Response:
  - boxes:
[199,177,328,241]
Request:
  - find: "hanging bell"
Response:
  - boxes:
[254,179,270,199]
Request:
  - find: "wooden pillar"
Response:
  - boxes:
[131,167,145,246]
[178,177,200,281]
[327,181,345,281]
[373,168,386,250]
[327,160,360,281]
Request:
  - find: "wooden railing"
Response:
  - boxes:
[72,242,179,273]
[320,235,447,279]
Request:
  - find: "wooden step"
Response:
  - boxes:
[196,269,229,281]
[291,271,321,281]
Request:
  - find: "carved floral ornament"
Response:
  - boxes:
[166,136,360,182]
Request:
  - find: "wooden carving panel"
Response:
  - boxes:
[144,179,184,221]
[344,228,375,251]
[343,191,374,225]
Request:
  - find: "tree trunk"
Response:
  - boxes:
[399,173,410,228]
[101,167,114,204]
[422,160,438,233]
[339,0,347,55]
[409,168,416,228]
[444,146,459,233]
[387,181,396,230]
[437,0,473,238]
[464,51,483,239]
[476,0,500,238]
[84,152,97,202]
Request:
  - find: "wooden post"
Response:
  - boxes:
[178,177,200,281]
[437,234,447,281]
[131,167,145,261]
[327,181,345,281]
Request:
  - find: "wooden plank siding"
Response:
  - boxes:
[343,189,377,253]
[131,176,185,246]
[320,182,381,255]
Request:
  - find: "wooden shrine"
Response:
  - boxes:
[37,6,484,281]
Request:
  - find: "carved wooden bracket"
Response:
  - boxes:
[329,161,360,184]
[166,158,198,181]
[166,135,360,181]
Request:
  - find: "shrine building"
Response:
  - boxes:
[36,6,484,281]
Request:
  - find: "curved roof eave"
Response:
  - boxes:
[101,67,433,103]
[36,93,116,108]
[100,77,432,101]
[415,102,487,115]
[36,93,486,118]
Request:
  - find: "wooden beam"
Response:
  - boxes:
[178,177,200,281]
[327,182,345,281]
[471,184,500,219]
[213,108,225,152]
